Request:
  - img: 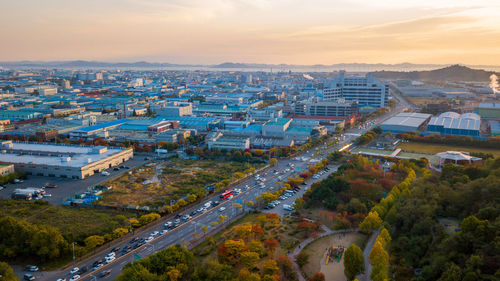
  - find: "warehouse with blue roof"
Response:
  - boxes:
[427,112,481,136]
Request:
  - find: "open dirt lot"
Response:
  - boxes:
[301,232,367,280]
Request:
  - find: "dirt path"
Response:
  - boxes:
[357,229,379,281]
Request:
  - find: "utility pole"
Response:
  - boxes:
[72,242,76,261]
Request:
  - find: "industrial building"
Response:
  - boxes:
[293,99,358,117]
[152,101,193,117]
[476,103,500,119]
[207,132,250,150]
[427,112,481,137]
[262,118,292,138]
[490,121,500,136]
[69,119,131,139]
[323,72,389,108]
[0,141,133,179]
[380,112,432,133]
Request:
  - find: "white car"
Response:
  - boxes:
[106,252,115,258]
[145,236,154,243]
[160,229,168,235]
[150,231,159,236]
[218,207,226,212]
[56,279,67,281]
[101,171,110,176]
[70,267,79,274]
[69,275,80,281]
[105,256,115,263]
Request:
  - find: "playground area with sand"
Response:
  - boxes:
[301,232,366,280]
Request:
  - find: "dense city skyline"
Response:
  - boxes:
[1,0,500,65]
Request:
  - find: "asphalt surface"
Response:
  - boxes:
[21,103,407,281]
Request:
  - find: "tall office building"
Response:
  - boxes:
[323,71,388,108]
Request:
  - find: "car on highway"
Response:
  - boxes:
[76,266,88,275]
[101,171,110,176]
[160,229,168,235]
[145,236,154,243]
[70,267,79,274]
[105,256,115,264]
[56,278,67,281]
[69,275,80,281]
[218,207,226,212]
[92,263,103,271]
[150,231,159,237]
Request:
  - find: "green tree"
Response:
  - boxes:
[0,262,18,281]
[262,259,280,275]
[84,235,105,249]
[241,252,260,269]
[296,251,309,268]
[138,213,161,225]
[359,211,382,232]
[247,240,264,257]
[113,228,129,239]
[369,241,389,267]
[238,268,261,281]
[294,198,305,210]
[370,264,388,281]
[344,244,365,280]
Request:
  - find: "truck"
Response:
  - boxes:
[12,193,32,201]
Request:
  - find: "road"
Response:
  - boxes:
[0,157,147,205]
[27,102,406,281]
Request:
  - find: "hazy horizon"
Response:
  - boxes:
[1,0,500,65]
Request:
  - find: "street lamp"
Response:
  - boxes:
[72,242,77,261]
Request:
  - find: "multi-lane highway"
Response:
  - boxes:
[36,103,406,281]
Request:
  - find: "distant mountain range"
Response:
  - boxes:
[1,60,500,74]
[372,64,498,82]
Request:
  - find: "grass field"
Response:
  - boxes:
[398,142,500,158]
[0,200,136,242]
[99,158,257,208]
[407,97,448,105]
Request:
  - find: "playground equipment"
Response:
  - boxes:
[325,245,344,264]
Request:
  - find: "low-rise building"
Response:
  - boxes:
[380,112,432,133]
[207,132,250,150]
[0,163,15,177]
[0,141,133,179]
[427,112,481,137]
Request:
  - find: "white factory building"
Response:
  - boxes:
[323,72,389,108]
[0,141,133,179]
[380,112,432,133]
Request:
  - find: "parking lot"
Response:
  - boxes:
[0,156,147,205]
[262,164,338,217]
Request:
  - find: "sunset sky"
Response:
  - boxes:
[1,0,500,65]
